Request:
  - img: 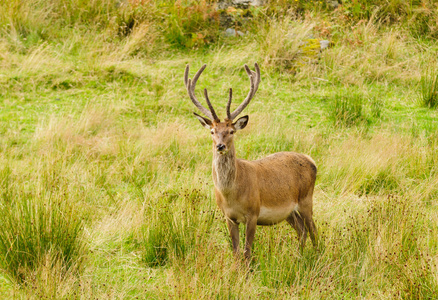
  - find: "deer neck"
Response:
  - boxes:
[212,143,237,192]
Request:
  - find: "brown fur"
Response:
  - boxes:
[205,119,318,261]
[186,63,317,262]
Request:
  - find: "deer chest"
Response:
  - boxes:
[215,190,249,224]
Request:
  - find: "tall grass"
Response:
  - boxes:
[142,186,216,266]
[259,17,316,71]
[155,192,438,298]
[248,194,437,299]
[419,67,438,108]
[328,91,365,127]
[0,178,85,285]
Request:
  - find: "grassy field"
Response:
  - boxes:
[1,0,438,299]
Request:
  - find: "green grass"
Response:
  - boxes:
[0,194,85,282]
[0,163,86,297]
[0,0,438,298]
[141,188,216,267]
[419,67,438,108]
[328,90,365,127]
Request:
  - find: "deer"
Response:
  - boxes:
[184,63,318,263]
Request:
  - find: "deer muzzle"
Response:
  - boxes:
[216,144,226,153]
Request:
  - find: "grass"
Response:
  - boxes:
[0,0,438,298]
[141,188,216,267]
[0,162,86,298]
[0,193,85,283]
[328,90,365,127]
[419,67,438,108]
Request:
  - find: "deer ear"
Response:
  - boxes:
[233,115,249,131]
[193,112,213,129]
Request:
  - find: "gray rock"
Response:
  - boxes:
[225,28,245,37]
[320,40,330,50]
[327,0,340,9]
[217,0,264,10]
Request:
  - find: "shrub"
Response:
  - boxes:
[160,1,221,49]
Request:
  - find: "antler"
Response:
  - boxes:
[227,63,261,120]
[226,88,232,120]
[184,64,220,122]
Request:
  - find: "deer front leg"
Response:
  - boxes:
[226,218,240,258]
[244,215,257,263]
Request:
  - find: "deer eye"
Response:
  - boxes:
[230,130,234,135]
[210,130,214,135]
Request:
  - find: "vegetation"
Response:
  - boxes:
[420,67,438,108]
[0,0,437,298]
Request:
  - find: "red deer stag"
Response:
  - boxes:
[184,63,317,262]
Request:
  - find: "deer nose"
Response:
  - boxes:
[216,144,226,151]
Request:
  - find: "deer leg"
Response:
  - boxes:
[298,208,318,248]
[304,215,317,247]
[286,211,307,248]
[226,218,240,257]
[244,215,257,263]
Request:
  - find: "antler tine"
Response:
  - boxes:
[184,64,189,87]
[185,64,215,120]
[243,63,261,96]
[226,88,232,120]
[204,88,220,122]
[187,78,213,119]
[253,62,261,93]
[229,63,260,120]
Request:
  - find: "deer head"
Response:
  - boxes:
[184,63,261,154]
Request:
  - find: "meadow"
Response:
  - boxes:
[0,0,438,298]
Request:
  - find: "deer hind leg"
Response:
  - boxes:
[286,210,307,248]
[297,200,318,248]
